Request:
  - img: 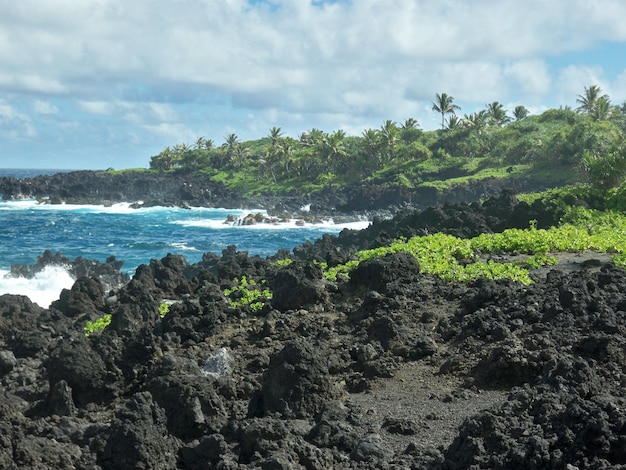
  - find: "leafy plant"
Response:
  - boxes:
[84,314,112,337]
[322,210,626,285]
[223,276,272,313]
[146,97,626,197]
[158,302,170,318]
[270,258,293,267]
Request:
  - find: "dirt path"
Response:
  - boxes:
[347,360,507,457]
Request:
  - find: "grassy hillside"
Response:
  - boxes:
[144,97,626,196]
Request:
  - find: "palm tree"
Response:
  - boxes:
[576,85,609,116]
[446,114,464,131]
[266,131,296,181]
[222,133,239,168]
[402,117,419,130]
[464,110,489,132]
[513,105,529,121]
[194,137,206,150]
[432,93,461,130]
[150,146,175,170]
[400,117,422,143]
[299,128,324,147]
[173,142,189,154]
[202,138,214,150]
[361,128,381,167]
[380,120,399,163]
[321,130,348,172]
[590,96,612,121]
[268,126,284,145]
[232,144,251,169]
[486,101,510,126]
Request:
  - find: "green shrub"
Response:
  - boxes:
[322,211,626,285]
[84,314,112,337]
[223,276,272,313]
[606,182,626,212]
[158,302,170,318]
[270,258,293,267]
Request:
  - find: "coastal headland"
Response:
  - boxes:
[0,168,561,219]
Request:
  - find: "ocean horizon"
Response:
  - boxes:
[0,168,83,179]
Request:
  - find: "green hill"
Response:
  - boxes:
[144,91,626,198]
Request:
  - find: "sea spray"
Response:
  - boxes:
[0,266,75,308]
[0,200,371,303]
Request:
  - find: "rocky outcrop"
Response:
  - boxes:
[0,169,563,220]
[1,192,625,468]
[269,261,327,311]
[0,171,225,208]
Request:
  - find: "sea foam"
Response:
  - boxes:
[175,217,371,231]
[0,266,75,308]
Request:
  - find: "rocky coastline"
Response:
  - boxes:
[0,169,562,221]
[2,173,626,468]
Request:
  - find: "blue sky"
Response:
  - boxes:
[1,0,625,170]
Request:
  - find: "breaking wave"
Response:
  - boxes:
[0,266,75,308]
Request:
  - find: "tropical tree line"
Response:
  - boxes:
[149,86,626,190]
[150,118,431,181]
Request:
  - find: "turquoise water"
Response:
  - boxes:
[0,169,369,305]
[0,200,367,274]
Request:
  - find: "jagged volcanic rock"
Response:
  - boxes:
[0,191,625,468]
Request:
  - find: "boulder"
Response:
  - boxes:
[349,251,420,293]
[96,392,179,469]
[260,340,340,418]
[270,262,327,311]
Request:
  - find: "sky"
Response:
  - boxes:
[0,0,625,170]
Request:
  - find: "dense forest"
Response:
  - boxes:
[147,86,626,194]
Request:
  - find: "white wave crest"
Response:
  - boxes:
[0,266,75,308]
[169,242,198,251]
[174,217,371,231]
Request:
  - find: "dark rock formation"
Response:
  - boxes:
[349,251,420,293]
[0,191,625,468]
[269,261,327,311]
[0,169,563,221]
[259,340,341,418]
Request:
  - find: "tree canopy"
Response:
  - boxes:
[148,87,626,193]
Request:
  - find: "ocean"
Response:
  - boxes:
[0,169,370,307]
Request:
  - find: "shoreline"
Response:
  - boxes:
[0,168,567,223]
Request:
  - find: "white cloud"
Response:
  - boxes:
[0,0,625,167]
[0,100,36,140]
[504,60,552,98]
[33,100,59,116]
[555,65,609,105]
[2,2,625,99]
[148,103,178,122]
[611,69,626,104]
[0,73,67,95]
[78,101,115,115]
[142,122,197,142]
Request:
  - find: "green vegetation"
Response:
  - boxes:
[321,207,626,285]
[223,276,272,313]
[104,167,150,176]
[140,87,626,287]
[84,303,170,337]
[146,86,626,196]
[270,258,293,267]
[84,314,112,337]
[158,302,170,318]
